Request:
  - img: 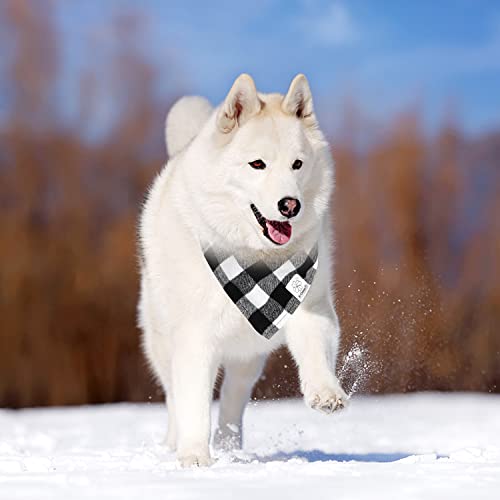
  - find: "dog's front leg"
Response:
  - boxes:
[171,331,219,467]
[286,304,348,413]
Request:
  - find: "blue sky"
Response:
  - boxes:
[57,0,500,136]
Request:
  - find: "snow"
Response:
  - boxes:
[1,393,500,499]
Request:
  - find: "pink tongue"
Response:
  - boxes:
[266,220,292,245]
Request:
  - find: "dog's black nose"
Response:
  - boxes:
[278,197,301,218]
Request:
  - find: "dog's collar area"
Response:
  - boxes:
[204,244,319,339]
[250,203,292,246]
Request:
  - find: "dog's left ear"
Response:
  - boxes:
[217,74,262,133]
[282,74,315,121]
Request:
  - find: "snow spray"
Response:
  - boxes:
[337,343,378,397]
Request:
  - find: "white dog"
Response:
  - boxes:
[138,74,347,467]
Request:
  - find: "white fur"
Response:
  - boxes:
[165,96,213,157]
[138,74,347,468]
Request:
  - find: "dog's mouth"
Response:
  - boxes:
[250,203,292,246]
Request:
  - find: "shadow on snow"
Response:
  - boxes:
[260,450,425,463]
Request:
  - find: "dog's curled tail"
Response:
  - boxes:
[165,96,213,158]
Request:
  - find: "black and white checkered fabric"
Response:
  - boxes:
[204,245,318,339]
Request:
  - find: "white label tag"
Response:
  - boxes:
[286,274,310,302]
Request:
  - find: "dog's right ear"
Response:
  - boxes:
[216,74,261,133]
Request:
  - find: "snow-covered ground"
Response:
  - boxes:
[1,393,499,499]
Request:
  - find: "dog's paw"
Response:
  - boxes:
[213,425,242,451]
[178,453,214,468]
[305,384,348,415]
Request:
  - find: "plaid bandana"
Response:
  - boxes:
[204,245,318,339]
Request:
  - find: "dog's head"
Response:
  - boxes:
[195,74,333,252]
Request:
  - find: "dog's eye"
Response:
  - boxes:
[292,159,303,170]
[249,159,266,170]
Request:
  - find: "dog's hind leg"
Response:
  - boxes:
[214,355,266,451]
